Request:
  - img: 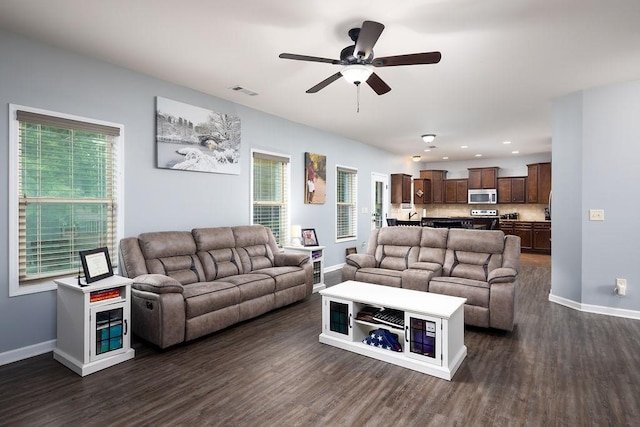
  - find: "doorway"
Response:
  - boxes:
[371,172,389,230]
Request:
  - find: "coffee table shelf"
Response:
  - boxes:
[319,280,467,380]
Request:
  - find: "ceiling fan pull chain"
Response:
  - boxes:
[357,83,361,113]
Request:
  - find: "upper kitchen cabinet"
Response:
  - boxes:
[498,177,527,204]
[527,162,552,204]
[413,179,432,204]
[468,167,499,189]
[391,173,412,204]
[445,179,468,204]
[420,170,447,204]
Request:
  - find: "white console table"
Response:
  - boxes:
[283,245,325,292]
[54,275,135,376]
[319,280,467,380]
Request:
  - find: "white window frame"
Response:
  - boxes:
[8,104,125,296]
[250,148,291,247]
[335,165,358,242]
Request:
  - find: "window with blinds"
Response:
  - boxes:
[252,151,290,246]
[10,105,122,294]
[337,166,357,240]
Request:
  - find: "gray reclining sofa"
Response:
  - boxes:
[119,224,313,348]
[342,226,520,331]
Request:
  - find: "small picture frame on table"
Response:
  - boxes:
[301,228,319,246]
[79,247,114,284]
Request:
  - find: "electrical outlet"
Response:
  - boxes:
[589,209,605,221]
[616,278,627,296]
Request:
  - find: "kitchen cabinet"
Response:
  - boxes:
[527,162,551,204]
[419,170,447,204]
[533,222,551,252]
[498,177,527,203]
[413,179,431,204]
[444,179,468,204]
[514,222,533,250]
[501,221,551,254]
[468,167,498,190]
[391,174,412,204]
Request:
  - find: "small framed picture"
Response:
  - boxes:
[79,247,114,284]
[301,228,319,246]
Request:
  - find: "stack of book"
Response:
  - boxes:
[90,288,120,303]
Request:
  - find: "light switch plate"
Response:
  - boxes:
[589,209,605,221]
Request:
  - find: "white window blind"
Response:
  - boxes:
[337,166,357,240]
[14,108,120,288]
[252,151,290,246]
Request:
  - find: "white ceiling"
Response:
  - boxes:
[1,0,640,162]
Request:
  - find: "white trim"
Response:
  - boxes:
[0,340,56,366]
[250,148,291,245]
[335,164,358,243]
[371,172,389,230]
[325,263,345,273]
[8,104,125,297]
[549,292,640,320]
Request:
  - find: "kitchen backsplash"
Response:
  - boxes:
[390,203,548,222]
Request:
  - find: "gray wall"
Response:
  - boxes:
[0,30,411,354]
[552,81,640,310]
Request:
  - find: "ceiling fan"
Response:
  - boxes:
[279,20,441,95]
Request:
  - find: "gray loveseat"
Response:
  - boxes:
[342,226,520,331]
[119,225,313,348]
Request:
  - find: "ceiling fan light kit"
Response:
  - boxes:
[422,134,436,143]
[341,65,373,85]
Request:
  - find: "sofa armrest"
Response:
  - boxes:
[345,254,376,269]
[274,252,309,267]
[132,274,184,294]
[488,267,517,285]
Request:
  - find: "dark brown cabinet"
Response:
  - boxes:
[514,222,533,250]
[468,167,498,189]
[419,170,447,204]
[498,177,527,203]
[527,162,551,204]
[413,179,431,204]
[445,179,468,204]
[391,174,412,204]
[501,220,551,253]
[533,222,551,252]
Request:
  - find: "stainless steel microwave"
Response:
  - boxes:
[468,189,497,204]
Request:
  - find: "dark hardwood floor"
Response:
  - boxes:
[2,254,640,426]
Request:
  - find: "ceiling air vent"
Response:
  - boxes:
[229,85,259,96]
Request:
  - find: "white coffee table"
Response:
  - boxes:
[319,280,467,380]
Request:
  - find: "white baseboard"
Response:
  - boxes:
[0,340,56,366]
[325,263,344,273]
[549,293,640,320]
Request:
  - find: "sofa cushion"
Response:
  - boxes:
[232,226,277,273]
[138,231,205,285]
[198,248,242,280]
[429,276,489,308]
[442,229,505,280]
[254,266,307,291]
[354,268,403,288]
[418,228,449,265]
[215,273,274,301]
[183,281,240,319]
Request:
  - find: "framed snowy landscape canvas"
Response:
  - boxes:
[156,97,241,174]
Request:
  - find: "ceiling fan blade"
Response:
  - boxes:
[353,21,385,59]
[306,72,343,93]
[373,52,442,67]
[366,72,391,95]
[279,53,340,65]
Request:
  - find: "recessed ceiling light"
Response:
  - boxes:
[475,154,482,157]
[512,150,520,154]
[422,134,436,143]
[461,145,468,149]
[503,141,512,145]
[424,149,431,152]
[442,156,449,160]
